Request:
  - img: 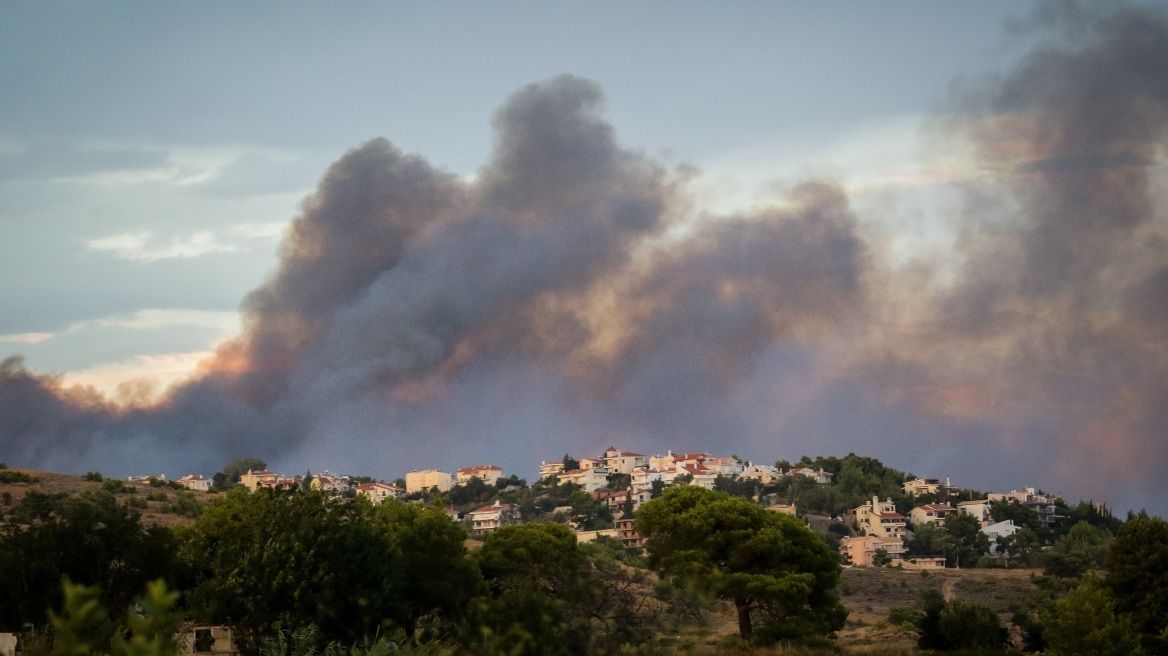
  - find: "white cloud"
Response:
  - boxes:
[0,331,55,344]
[86,220,286,262]
[227,221,288,240]
[89,308,240,335]
[86,230,240,261]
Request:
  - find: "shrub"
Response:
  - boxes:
[102,479,134,494]
[888,605,924,628]
[124,496,148,509]
[84,472,104,482]
[919,592,1008,651]
[0,470,36,484]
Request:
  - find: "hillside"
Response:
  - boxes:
[0,467,216,528]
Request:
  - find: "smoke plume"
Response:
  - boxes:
[2,4,1167,514]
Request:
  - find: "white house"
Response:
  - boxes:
[703,456,745,477]
[468,500,519,535]
[786,467,834,485]
[356,481,401,505]
[176,474,212,492]
[910,504,957,526]
[981,519,1021,555]
[957,499,993,526]
[630,467,668,492]
[558,467,610,493]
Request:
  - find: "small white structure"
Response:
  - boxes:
[982,519,1021,555]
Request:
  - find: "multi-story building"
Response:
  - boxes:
[909,504,957,526]
[839,535,906,566]
[538,460,566,480]
[467,500,519,535]
[456,464,504,486]
[903,477,945,496]
[738,464,783,485]
[239,469,277,491]
[405,469,453,494]
[602,447,648,474]
[557,467,610,493]
[615,514,643,548]
[854,496,906,538]
[356,481,401,505]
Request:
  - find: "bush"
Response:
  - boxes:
[0,470,36,484]
[918,590,1008,651]
[124,496,148,509]
[889,605,924,628]
[84,472,104,482]
[101,479,134,494]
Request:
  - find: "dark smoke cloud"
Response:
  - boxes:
[3,5,1168,515]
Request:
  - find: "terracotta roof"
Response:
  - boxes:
[878,512,906,519]
[915,504,955,512]
[470,503,514,515]
[458,464,503,474]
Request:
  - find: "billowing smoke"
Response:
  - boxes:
[2,3,1167,514]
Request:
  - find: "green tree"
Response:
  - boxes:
[940,512,990,567]
[373,501,482,638]
[1045,521,1112,578]
[0,491,179,630]
[1043,574,1143,656]
[471,523,589,656]
[1106,516,1168,652]
[220,458,267,486]
[180,489,404,648]
[636,486,846,642]
[1000,526,1042,568]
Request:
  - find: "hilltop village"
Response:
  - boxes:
[154,446,1092,569]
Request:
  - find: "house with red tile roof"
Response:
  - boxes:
[456,464,504,486]
[910,503,957,526]
[602,447,648,474]
[468,500,519,535]
[357,481,401,505]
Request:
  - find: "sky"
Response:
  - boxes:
[2,1,1166,517]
